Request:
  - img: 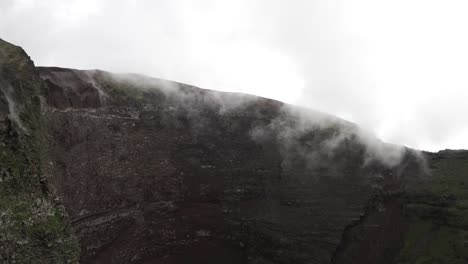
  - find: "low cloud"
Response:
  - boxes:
[250,104,407,171]
[1,0,467,151]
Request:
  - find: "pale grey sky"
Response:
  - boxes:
[1,0,467,151]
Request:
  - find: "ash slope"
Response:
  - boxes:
[1,37,468,264]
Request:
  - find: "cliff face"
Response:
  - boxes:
[38,67,425,264]
[397,150,468,263]
[0,39,79,263]
[1,38,467,264]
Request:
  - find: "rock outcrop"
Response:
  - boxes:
[1,37,467,264]
[0,39,79,263]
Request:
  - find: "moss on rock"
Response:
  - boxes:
[0,38,79,263]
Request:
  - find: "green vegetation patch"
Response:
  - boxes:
[0,39,81,264]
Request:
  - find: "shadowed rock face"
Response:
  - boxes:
[38,67,427,264]
[2,37,467,264]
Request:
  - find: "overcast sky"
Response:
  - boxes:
[1,0,467,151]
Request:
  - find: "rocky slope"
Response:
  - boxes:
[0,39,79,263]
[1,37,468,263]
